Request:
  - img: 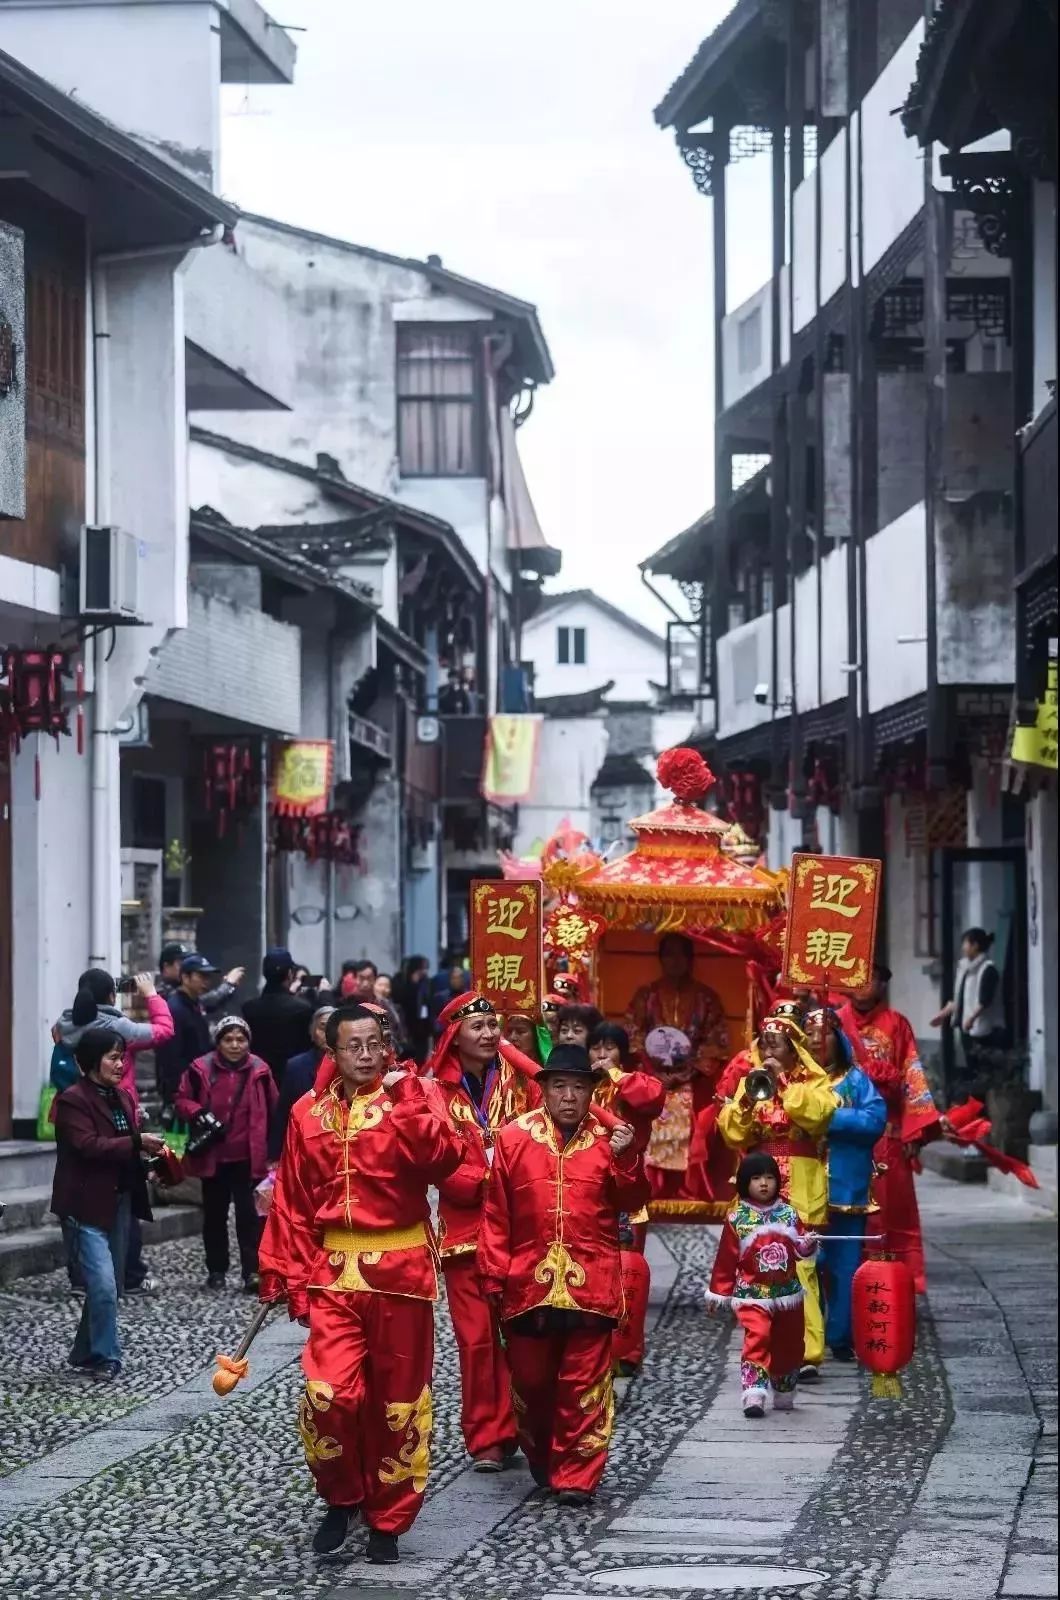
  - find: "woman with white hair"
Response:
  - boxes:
[174,1015,278,1292]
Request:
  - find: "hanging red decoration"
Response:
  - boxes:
[852,1257,916,1398]
[0,646,83,798]
[203,743,259,838]
[269,809,363,867]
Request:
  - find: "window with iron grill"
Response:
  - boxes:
[396,326,482,476]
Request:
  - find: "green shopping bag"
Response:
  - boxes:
[36,1084,58,1141]
[166,1119,190,1157]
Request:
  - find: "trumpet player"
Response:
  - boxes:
[717,1007,837,1379]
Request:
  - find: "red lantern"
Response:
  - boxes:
[204,743,259,837]
[852,1257,916,1398]
[0,646,80,798]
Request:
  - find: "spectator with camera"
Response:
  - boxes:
[51,1029,167,1379]
[174,1015,278,1292]
[157,942,244,1011]
[155,953,225,1110]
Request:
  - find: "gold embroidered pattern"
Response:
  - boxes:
[577,1371,615,1457]
[533,1241,587,1310]
[378,1385,433,1493]
[298,1380,342,1465]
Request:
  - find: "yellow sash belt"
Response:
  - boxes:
[323,1221,428,1255]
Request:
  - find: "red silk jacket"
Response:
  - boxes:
[428,1044,541,1258]
[259,1073,462,1318]
[478,1106,650,1324]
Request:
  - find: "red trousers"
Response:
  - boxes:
[300,1290,434,1534]
[442,1254,516,1456]
[735,1301,804,1397]
[506,1324,615,1494]
[612,1250,651,1368]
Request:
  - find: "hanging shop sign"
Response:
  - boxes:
[271,739,334,817]
[1011,645,1058,770]
[470,878,543,1015]
[782,851,882,994]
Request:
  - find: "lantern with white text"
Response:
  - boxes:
[852,1257,916,1398]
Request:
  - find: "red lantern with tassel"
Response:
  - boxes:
[852,1257,916,1398]
[0,646,79,798]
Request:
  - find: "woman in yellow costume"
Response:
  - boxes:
[718,1001,837,1379]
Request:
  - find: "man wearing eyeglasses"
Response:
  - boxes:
[259,1003,463,1566]
[427,992,541,1472]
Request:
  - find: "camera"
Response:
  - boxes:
[117,975,140,995]
[753,683,770,706]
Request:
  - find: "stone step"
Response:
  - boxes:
[0,1201,201,1286]
[921,1143,988,1184]
[0,1184,53,1234]
[0,1140,57,1192]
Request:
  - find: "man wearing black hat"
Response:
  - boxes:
[156,953,223,1109]
[478,1043,649,1504]
[242,947,314,1088]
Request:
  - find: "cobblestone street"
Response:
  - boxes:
[0,1174,1054,1600]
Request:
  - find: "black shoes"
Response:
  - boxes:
[312,1506,353,1555]
[830,1345,855,1363]
[366,1531,399,1565]
[242,1272,261,1295]
[556,1489,593,1507]
[206,1272,227,1291]
[799,1362,820,1383]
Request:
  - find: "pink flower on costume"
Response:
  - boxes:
[755,1240,788,1275]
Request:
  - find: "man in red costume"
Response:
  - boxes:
[427,992,540,1470]
[258,1003,463,1565]
[478,1043,649,1503]
[626,933,730,1205]
[589,1021,666,1374]
[837,965,943,1293]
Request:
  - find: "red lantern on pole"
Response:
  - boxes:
[852,1257,916,1398]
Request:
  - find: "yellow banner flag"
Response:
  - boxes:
[1011,657,1058,770]
[481,715,543,804]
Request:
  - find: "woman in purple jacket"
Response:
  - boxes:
[175,1016,278,1293]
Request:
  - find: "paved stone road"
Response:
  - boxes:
[0,1174,1053,1600]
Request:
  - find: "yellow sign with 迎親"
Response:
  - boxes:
[782,852,882,995]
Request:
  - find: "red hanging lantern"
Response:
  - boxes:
[852,1257,916,1398]
[0,646,80,798]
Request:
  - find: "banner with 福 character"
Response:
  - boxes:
[271,739,334,818]
[470,879,543,1015]
[782,852,882,994]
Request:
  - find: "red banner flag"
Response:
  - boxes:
[470,879,543,1015]
[782,851,882,995]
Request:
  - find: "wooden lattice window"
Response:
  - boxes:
[25,268,85,443]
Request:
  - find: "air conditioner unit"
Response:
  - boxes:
[79,525,142,621]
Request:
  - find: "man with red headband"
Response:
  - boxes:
[427,992,541,1470]
[259,1003,463,1565]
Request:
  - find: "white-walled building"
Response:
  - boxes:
[184,213,559,964]
[0,35,261,1139]
[522,591,665,704]
[648,0,1051,1137]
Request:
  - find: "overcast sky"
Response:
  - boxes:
[220,0,766,631]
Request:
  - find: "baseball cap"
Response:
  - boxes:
[159,942,187,967]
[181,953,219,975]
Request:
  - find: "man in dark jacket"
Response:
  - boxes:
[157,942,244,1011]
[242,947,313,1087]
[268,1004,335,1160]
[155,954,218,1108]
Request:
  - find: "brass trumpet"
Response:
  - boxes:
[745,1065,777,1102]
